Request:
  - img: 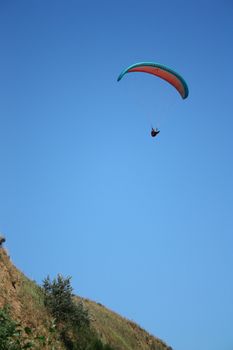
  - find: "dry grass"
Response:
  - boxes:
[79,298,172,350]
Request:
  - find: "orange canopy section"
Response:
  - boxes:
[117,62,189,99]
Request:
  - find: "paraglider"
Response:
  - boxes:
[151,127,160,137]
[117,62,189,137]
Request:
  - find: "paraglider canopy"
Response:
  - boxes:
[117,62,189,99]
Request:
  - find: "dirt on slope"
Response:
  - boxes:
[0,247,50,332]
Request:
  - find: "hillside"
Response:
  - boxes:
[80,298,171,350]
[0,246,172,350]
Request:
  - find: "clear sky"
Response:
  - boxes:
[0,1,233,349]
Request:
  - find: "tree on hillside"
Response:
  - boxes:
[42,274,89,327]
[42,275,116,350]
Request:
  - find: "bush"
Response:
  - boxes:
[42,274,89,328]
[0,306,34,350]
[42,274,115,350]
[0,306,61,350]
[0,306,19,350]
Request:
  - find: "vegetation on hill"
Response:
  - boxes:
[0,247,172,350]
[42,274,114,349]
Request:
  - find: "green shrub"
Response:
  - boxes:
[42,274,89,329]
[42,275,115,350]
[0,306,34,350]
[0,305,19,350]
[0,306,62,350]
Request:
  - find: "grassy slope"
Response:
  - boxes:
[0,248,65,349]
[0,247,172,350]
[78,299,171,350]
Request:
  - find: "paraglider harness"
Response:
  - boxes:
[151,127,160,137]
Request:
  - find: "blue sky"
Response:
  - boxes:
[0,1,233,349]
